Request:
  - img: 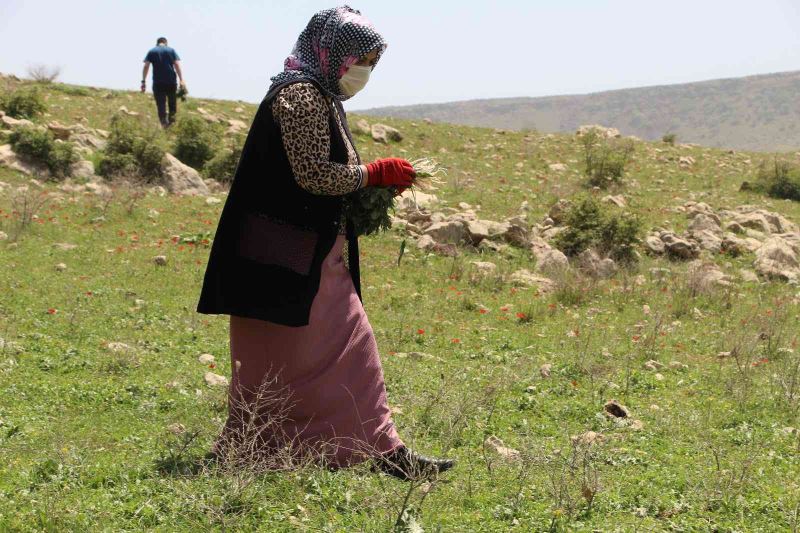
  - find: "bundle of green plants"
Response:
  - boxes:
[98,113,166,180]
[553,195,642,263]
[9,126,77,179]
[204,135,244,184]
[346,158,445,237]
[172,115,220,170]
[0,87,47,119]
[747,158,800,202]
[580,130,635,188]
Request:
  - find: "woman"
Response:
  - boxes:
[197,6,454,480]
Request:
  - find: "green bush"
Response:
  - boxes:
[204,135,244,183]
[99,114,166,181]
[553,196,642,263]
[172,115,220,170]
[580,130,635,188]
[9,126,77,179]
[662,133,677,145]
[750,159,800,202]
[1,87,47,119]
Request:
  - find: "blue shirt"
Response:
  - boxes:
[144,45,180,85]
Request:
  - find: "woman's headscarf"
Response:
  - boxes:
[269,6,387,101]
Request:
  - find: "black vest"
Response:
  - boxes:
[196,80,361,327]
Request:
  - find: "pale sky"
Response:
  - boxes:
[2,0,800,110]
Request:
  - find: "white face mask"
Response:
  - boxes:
[339,65,371,96]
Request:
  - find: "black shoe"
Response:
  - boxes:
[376,446,455,481]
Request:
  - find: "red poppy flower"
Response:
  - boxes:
[516,312,527,319]
[451,338,460,344]
[47,308,57,314]
[479,309,487,314]
[417,329,425,335]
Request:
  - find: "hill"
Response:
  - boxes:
[360,70,800,152]
[2,76,800,530]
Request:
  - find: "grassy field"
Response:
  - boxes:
[1,78,800,531]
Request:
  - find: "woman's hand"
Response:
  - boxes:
[365,158,415,192]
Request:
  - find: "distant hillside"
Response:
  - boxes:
[360,71,800,152]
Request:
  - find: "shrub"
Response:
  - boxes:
[204,135,244,183]
[9,126,77,179]
[99,114,166,181]
[750,158,800,202]
[1,87,47,119]
[172,115,220,170]
[580,130,635,188]
[662,133,677,145]
[553,195,642,263]
[27,64,61,84]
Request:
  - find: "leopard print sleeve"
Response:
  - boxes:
[272,83,363,196]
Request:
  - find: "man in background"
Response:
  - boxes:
[141,37,186,127]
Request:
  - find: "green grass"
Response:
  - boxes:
[1,78,800,531]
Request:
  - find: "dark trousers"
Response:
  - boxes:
[152,82,178,126]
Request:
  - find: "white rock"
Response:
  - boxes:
[153,255,168,266]
[371,123,403,143]
[198,353,216,364]
[755,236,799,281]
[54,263,67,272]
[0,231,7,241]
[161,153,210,196]
[424,220,468,244]
[70,159,95,179]
[205,196,222,205]
[204,372,228,387]
[484,435,520,461]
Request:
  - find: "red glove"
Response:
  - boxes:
[366,158,415,190]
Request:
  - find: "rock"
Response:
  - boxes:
[0,231,7,241]
[397,189,438,210]
[739,269,759,282]
[370,123,403,143]
[198,353,216,364]
[105,342,133,353]
[478,239,508,253]
[691,229,723,253]
[1,115,34,129]
[465,220,491,243]
[535,248,569,274]
[548,163,567,172]
[46,121,72,140]
[689,262,733,290]
[424,220,468,245]
[660,231,700,260]
[484,435,520,461]
[204,372,228,387]
[510,269,556,292]
[644,360,664,371]
[205,196,222,205]
[577,249,617,278]
[755,236,799,281]
[470,261,497,276]
[732,212,772,235]
[603,399,630,419]
[576,125,621,139]
[153,255,168,266]
[548,199,572,225]
[503,217,530,248]
[540,363,552,378]
[354,119,371,136]
[70,159,95,179]
[167,423,186,435]
[117,106,139,117]
[0,144,47,176]
[571,431,604,446]
[161,153,210,195]
[688,213,721,235]
[644,235,666,255]
[71,133,106,152]
[678,156,695,168]
[669,361,689,371]
[602,194,626,208]
[226,118,247,132]
[54,263,67,272]
[53,242,78,251]
[416,235,436,251]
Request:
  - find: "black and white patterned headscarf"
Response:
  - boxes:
[269,6,387,101]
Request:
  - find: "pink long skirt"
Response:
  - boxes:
[218,236,402,467]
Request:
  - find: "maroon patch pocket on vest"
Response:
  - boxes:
[237,214,318,276]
